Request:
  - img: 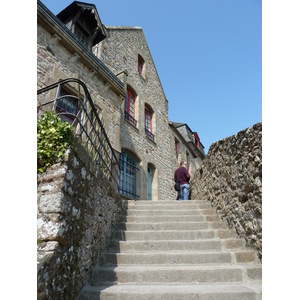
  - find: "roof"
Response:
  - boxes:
[169,122,203,158]
[105,26,143,30]
[170,121,205,155]
[57,1,98,17]
[170,122,194,134]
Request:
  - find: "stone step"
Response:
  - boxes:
[90,265,261,285]
[127,206,218,217]
[79,283,261,300]
[127,200,208,205]
[127,203,212,210]
[125,209,216,216]
[118,221,229,230]
[114,228,238,240]
[105,251,233,265]
[109,238,249,253]
[114,229,216,240]
[108,239,223,252]
[122,215,207,222]
[105,250,258,265]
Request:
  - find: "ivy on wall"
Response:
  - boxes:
[37,112,74,173]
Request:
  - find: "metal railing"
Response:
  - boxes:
[145,128,155,141]
[124,111,137,127]
[37,78,120,191]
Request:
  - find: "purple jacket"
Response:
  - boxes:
[174,166,190,185]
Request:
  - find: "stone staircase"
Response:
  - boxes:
[79,200,262,300]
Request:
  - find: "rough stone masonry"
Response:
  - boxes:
[37,138,127,300]
[190,122,262,260]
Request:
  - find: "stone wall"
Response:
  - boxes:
[190,123,262,259]
[37,139,127,299]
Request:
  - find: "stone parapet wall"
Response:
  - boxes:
[190,123,262,259]
[37,139,127,299]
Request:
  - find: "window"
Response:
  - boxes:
[55,87,78,124]
[193,132,200,149]
[74,23,89,48]
[145,105,154,141]
[119,152,138,199]
[125,87,137,126]
[138,54,145,77]
[186,152,190,169]
[175,139,179,160]
[147,166,153,200]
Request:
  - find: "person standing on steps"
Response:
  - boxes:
[174,161,190,200]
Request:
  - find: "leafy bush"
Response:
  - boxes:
[37,112,74,173]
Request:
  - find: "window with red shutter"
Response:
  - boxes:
[125,87,137,126]
[138,55,144,77]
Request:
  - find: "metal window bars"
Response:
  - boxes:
[145,128,154,141]
[37,78,120,192]
[124,111,137,127]
[119,155,139,200]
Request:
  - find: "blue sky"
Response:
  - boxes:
[40,0,262,153]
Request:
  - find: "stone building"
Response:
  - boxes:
[94,26,174,200]
[168,122,205,199]
[169,122,205,176]
[37,0,125,154]
[37,0,205,200]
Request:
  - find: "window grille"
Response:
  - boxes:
[119,152,139,200]
[145,106,154,141]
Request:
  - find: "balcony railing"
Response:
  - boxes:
[124,111,137,127]
[37,78,120,191]
[145,128,155,141]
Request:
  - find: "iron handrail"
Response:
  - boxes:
[37,78,120,191]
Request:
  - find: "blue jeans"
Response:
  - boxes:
[178,184,190,200]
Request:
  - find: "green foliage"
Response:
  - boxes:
[37,112,74,173]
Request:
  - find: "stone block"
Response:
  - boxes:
[235,251,255,263]
[39,192,64,213]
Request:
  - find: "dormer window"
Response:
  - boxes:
[57,2,107,51]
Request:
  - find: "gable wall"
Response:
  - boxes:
[95,27,174,200]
